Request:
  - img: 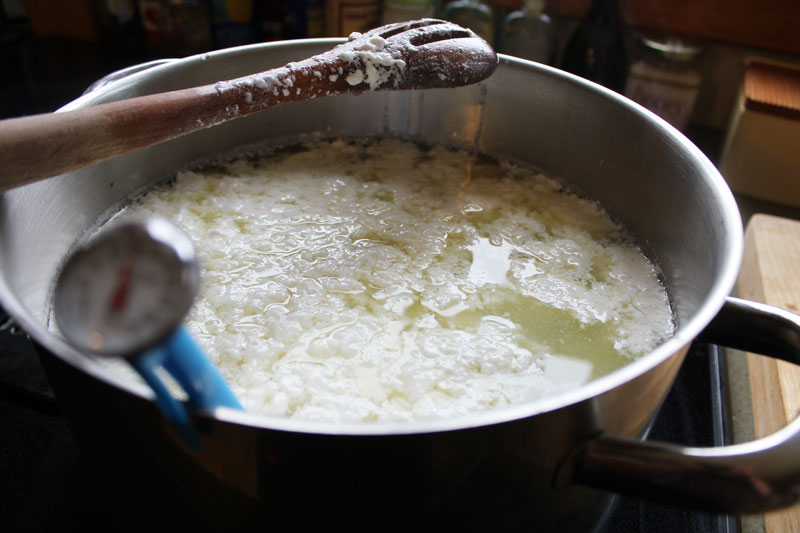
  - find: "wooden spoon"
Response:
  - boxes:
[0,19,498,192]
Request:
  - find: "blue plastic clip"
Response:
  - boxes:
[130,326,242,449]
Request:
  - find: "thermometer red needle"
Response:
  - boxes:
[109,247,138,311]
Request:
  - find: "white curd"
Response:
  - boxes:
[121,138,674,422]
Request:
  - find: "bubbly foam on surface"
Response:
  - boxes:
[122,138,674,422]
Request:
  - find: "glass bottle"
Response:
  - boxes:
[209,0,258,49]
[326,0,381,37]
[501,0,555,64]
[283,0,326,39]
[382,0,438,25]
[560,0,626,92]
[442,0,495,45]
[624,35,702,131]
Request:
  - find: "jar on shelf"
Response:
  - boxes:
[501,0,555,64]
[382,0,438,25]
[624,34,703,131]
[442,0,495,45]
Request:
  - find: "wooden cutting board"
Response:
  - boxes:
[737,213,800,531]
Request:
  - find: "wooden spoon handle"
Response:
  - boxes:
[0,19,497,193]
[0,88,204,191]
[0,59,346,192]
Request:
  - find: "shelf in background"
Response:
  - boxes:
[549,0,800,56]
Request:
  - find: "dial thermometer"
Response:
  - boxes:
[54,217,242,448]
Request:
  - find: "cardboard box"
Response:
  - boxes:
[720,60,800,207]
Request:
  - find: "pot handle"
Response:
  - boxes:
[560,296,800,513]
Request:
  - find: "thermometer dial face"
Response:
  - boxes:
[54,218,200,357]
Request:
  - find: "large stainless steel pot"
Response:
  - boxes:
[2,40,799,531]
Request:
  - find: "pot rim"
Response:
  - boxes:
[0,40,744,436]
